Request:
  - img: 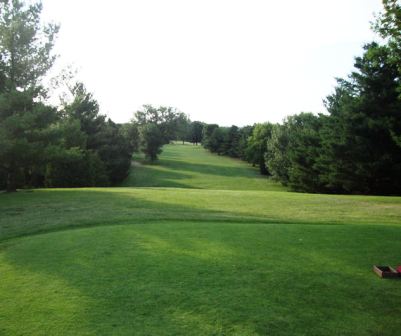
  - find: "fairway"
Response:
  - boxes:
[1,144,401,335]
[121,143,286,191]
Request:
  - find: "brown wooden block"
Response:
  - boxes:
[373,265,401,279]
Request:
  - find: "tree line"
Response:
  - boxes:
[0,0,196,192]
[0,1,135,191]
[1,0,400,196]
[201,1,401,195]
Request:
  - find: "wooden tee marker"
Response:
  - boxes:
[373,265,401,279]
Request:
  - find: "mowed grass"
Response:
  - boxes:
[120,143,286,191]
[1,144,401,335]
[1,188,401,241]
[2,223,401,335]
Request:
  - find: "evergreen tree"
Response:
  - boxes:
[285,113,325,192]
[0,0,59,191]
[223,126,240,158]
[320,43,401,194]
[201,124,219,149]
[0,91,59,190]
[207,127,226,154]
[61,83,134,185]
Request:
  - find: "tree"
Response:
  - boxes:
[319,42,401,194]
[0,89,59,191]
[375,0,401,56]
[0,0,59,92]
[139,123,164,162]
[0,0,59,192]
[237,125,253,160]
[175,113,190,144]
[64,83,106,150]
[201,123,219,149]
[61,83,135,185]
[285,113,325,192]
[266,124,291,185]
[42,108,109,188]
[208,127,227,154]
[45,148,108,188]
[374,0,401,147]
[245,123,273,175]
[120,122,140,153]
[189,121,204,145]
[221,125,240,157]
[133,104,190,144]
[96,120,133,184]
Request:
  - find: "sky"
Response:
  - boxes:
[41,0,383,126]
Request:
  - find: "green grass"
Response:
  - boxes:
[1,144,401,335]
[120,143,286,191]
[1,188,401,242]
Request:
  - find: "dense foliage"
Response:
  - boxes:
[0,0,58,191]
[200,1,401,195]
[1,0,400,195]
[131,105,193,162]
[0,1,134,191]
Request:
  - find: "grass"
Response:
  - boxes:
[120,143,286,191]
[1,144,401,335]
[1,188,401,241]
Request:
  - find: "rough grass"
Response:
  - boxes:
[1,144,401,335]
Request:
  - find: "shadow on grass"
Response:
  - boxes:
[122,144,270,189]
[2,222,401,335]
[2,188,401,243]
[1,188,280,242]
[0,189,302,243]
[122,161,199,188]
[160,159,261,178]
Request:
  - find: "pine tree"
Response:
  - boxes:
[0,0,59,191]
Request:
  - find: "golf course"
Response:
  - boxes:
[1,143,401,335]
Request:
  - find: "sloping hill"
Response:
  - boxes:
[121,143,286,190]
[1,144,401,335]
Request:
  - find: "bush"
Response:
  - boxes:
[45,148,109,187]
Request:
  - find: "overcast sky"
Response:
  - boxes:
[42,0,383,126]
